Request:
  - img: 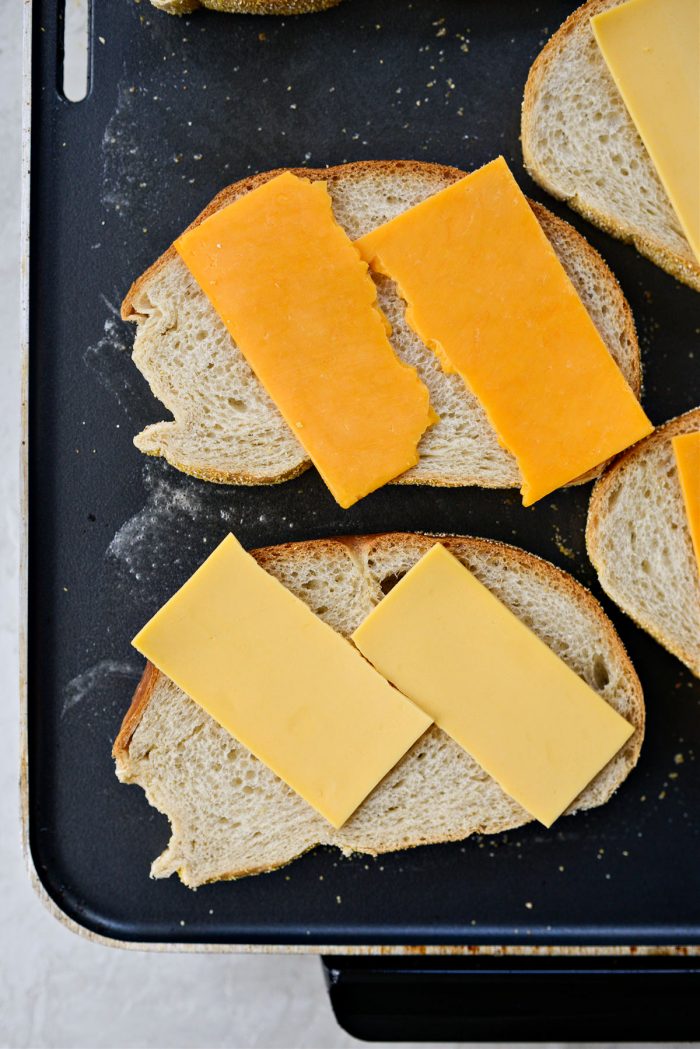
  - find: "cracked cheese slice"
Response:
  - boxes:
[591,0,700,265]
[352,543,634,827]
[673,431,700,578]
[355,157,653,506]
[175,171,435,509]
[132,534,431,828]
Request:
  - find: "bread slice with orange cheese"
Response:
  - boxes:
[113,532,644,887]
[587,408,700,677]
[122,160,644,499]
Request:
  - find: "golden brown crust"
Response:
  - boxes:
[112,660,161,763]
[586,408,700,673]
[116,531,645,773]
[522,0,700,293]
[151,0,341,14]
[134,444,311,488]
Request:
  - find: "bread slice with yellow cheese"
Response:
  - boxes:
[522,0,700,292]
[113,532,644,887]
[122,160,642,493]
[587,408,700,677]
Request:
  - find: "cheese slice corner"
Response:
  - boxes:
[352,542,634,827]
[175,172,434,509]
[132,533,432,828]
[672,430,700,578]
[356,157,653,506]
[591,0,700,266]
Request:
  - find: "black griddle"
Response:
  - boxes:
[27,0,700,966]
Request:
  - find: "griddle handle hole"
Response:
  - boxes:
[59,0,90,103]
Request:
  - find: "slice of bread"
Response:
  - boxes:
[113,532,644,887]
[587,409,700,677]
[522,0,700,292]
[122,160,641,491]
[149,0,341,15]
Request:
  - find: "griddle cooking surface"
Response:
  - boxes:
[27,0,700,946]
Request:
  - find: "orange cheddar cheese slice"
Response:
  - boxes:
[673,431,700,578]
[356,157,654,506]
[175,171,435,509]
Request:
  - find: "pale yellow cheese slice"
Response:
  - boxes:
[673,431,700,578]
[132,534,432,828]
[591,0,700,265]
[352,543,634,827]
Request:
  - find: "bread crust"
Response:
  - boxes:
[132,452,312,489]
[150,0,341,14]
[112,659,161,764]
[122,160,641,488]
[587,408,700,674]
[522,0,700,293]
[114,530,645,770]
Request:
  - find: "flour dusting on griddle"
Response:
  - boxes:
[62,659,142,717]
[106,461,257,589]
[83,300,151,422]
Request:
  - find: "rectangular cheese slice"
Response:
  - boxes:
[132,534,432,828]
[591,0,700,265]
[352,543,634,827]
[673,431,700,578]
[355,157,653,505]
[175,171,435,509]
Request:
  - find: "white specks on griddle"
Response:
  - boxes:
[83,301,148,424]
[101,83,147,216]
[106,461,273,593]
[61,659,141,718]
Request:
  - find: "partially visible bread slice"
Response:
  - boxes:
[587,409,700,676]
[149,0,340,15]
[113,532,644,887]
[522,0,700,292]
[122,161,641,490]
